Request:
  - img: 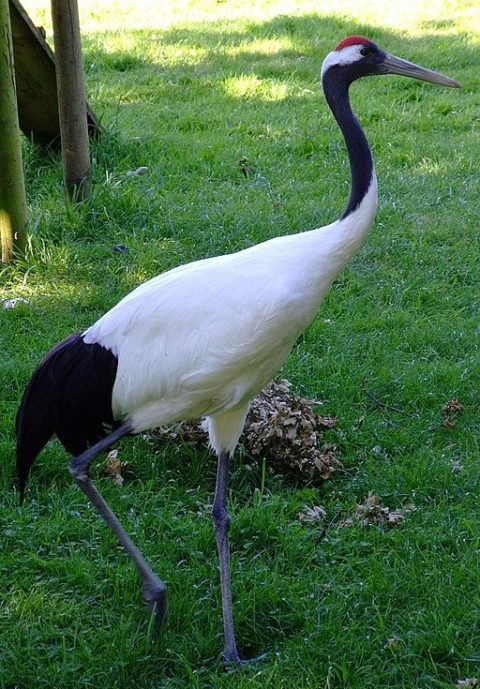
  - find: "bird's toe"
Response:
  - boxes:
[143,579,167,634]
[223,650,268,669]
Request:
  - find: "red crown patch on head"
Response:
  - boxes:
[335,36,373,51]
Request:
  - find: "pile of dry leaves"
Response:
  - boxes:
[339,492,416,528]
[154,379,340,481]
[441,398,464,429]
[297,493,416,530]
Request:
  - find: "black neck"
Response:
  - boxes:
[322,67,374,220]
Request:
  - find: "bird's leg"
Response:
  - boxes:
[69,423,167,629]
[212,450,243,664]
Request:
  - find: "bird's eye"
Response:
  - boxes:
[360,45,372,56]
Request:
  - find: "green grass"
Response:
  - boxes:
[1,1,480,687]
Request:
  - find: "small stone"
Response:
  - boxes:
[2,297,30,309]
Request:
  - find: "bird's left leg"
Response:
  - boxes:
[69,423,167,628]
[213,451,267,667]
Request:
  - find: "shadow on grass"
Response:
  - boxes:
[29,13,472,161]
[18,12,468,283]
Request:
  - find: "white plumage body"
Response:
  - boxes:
[84,175,377,451]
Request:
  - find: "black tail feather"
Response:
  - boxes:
[16,333,119,502]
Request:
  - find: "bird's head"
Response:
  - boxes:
[321,36,461,89]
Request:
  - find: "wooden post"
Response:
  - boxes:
[0,0,27,263]
[51,0,91,200]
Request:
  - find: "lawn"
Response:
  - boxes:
[1,1,480,687]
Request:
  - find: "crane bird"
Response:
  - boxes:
[16,37,459,664]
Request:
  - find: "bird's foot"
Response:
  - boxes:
[223,650,268,669]
[143,578,167,638]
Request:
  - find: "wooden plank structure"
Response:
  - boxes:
[0,0,27,262]
[10,0,99,147]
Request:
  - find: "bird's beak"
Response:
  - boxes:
[382,53,461,88]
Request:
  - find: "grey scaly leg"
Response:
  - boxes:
[69,423,167,628]
[212,450,242,663]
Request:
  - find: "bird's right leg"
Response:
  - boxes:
[69,423,167,629]
[212,449,243,664]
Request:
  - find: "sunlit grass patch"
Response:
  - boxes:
[222,74,289,100]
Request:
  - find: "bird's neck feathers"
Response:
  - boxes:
[307,172,377,274]
[329,170,378,255]
[322,67,375,221]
